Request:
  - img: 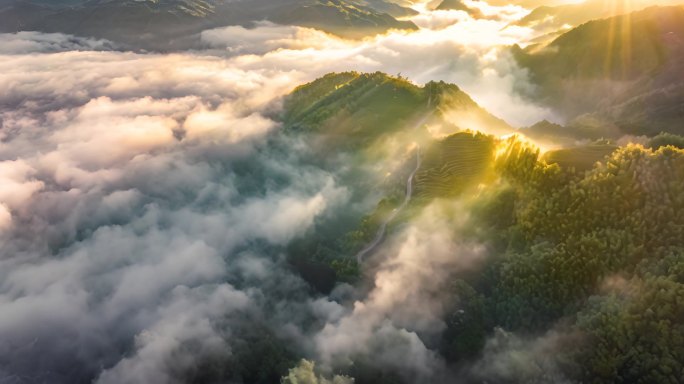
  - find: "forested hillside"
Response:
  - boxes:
[284,72,511,144]
[4,1,684,382]
[282,73,684,382]
[413,131,495,199]
[508,0,684,38]
[461,139,684,382]
[282,73,512,289]
[514,5,684,136]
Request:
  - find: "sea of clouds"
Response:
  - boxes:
[0,2,564,382]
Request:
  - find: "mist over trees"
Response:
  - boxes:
[446,139,684,383]
[1,0,684,381]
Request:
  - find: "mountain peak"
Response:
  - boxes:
[283,72,512,143]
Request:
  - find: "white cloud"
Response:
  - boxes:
[0,34,348,383]
[314,202,485,380]
[0,2,560,381]
[196,2,553,127]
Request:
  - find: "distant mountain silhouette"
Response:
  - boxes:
[514,5,684,136]
[0,0,418,50]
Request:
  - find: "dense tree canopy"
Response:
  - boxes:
[462,139,684,382]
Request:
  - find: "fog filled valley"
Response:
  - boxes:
[1,0,684,383]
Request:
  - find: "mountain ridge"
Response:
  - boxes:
[283,71,512,144]
[513,5,684,137]
[0,0,418,50]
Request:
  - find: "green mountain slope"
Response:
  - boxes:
[508,0,684,38]
[283,71,511,147]
[413,131,495,199]
[514,5,684,136]
[467,139,684,383]
[542,142,618,172]
[282,72,510,286]
[281,72,684,383]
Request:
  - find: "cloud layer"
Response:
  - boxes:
[0,36,352,383]
[199,4,554,127]
[0,2,559,382]
[314,202,486,382]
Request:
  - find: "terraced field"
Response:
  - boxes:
[413,132,496,199]
[543,143,618,171]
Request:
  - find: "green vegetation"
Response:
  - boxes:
[649,132,684,149]
[294,130,684,383]
[439,280,488,363]
[513,6,684,136]
[320,130,684,382]
[514,6,678,82]
[575,275,684,383]
[284,72,429,142]
[283,71,510,151]
[282,73,512,287]
[281,360,353,384]
[414,131,495,199]
[450,139,684,382]
[185,322,297,384]
[520,119,616,143]
[508,0,672,44]
[282,72,684,383]
[542,141,617,172]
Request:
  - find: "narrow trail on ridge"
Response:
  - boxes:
[355,145,421,263]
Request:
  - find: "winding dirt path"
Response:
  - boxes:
[356,146,421,263]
